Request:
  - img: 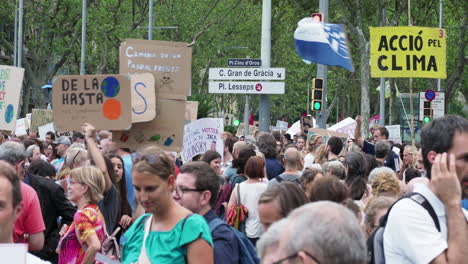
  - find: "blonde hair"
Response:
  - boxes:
[314,144,328,165]
[132,146,174,180]
[65,148,89,168]
[307,135,323,153]
[370,171,401,197]
[70,166,105,204]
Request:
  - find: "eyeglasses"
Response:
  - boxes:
[173,185,204,198]
[131,152,158,165]
[69,179,84,185]
[272,250,320,264]
[71,150,82,165]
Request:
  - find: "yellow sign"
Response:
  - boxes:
[370,27,446,79]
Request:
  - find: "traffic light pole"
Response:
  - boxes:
[259,0,271,132]
[315,0,329,129]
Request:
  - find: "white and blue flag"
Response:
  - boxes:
[294,18,354,71]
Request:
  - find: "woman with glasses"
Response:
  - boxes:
[57,166,106,264]
[121,146,213,264]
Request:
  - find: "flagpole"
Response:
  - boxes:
[316,0,329,129]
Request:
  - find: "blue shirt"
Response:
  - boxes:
[122,155,135,210]
[463,200,468,210]
[204,209,240,264]
[265,157,284,180]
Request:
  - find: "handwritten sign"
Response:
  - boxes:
[0,66,24,132]
[120,39,192,100]
[370,27,446,78]
[38,122,55,140]
[130,73,156,123]
[328,117,356,138]
[15,118,28,136]
[307,128,348,143]
[182,118,224,163]
[386,125,402,144]
[30,109,53,133]
[52,75,132,131]
[114,99,186,152]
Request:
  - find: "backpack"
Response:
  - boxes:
[367,192,441,264]
[274,174,300,184]
[208,217,260,264]
[215,174,246,218]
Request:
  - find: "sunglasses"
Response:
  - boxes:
[131,152,158,165]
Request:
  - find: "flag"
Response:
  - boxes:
[294,18,353,71]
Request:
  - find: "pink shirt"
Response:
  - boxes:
[14,183,46,242]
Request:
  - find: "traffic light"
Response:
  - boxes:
[233,119,240,126]
[311,13,324,22]
[311,78,324,112]
[423,101,432,123]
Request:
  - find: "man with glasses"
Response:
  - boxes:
[173,161,240,264]
[272,201,367,264]
[51,136,71,172]
[0,141,76,263]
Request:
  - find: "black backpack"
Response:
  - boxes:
[367,192,441,264]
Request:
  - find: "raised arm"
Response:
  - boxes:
[354,115,364,148]
[82,123,112,192]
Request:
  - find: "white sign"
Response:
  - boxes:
[26,113,32,128]
[38,122,55,140]
[419,92,444,120]
[275,120,288,130]
[0,244,27,264]
[328,117,356,138]
[15,118,28,136]
[386,125,402,144]
[209,81,285,94]
[209,68,285,80]
[182,118,224,163]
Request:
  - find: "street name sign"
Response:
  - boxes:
[227,58,262,67]
[209,68,285,80]
[209,81,285,94]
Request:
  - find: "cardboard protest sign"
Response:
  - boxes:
[370,27,446,79]
[38,122,55,140]
[52,75,132,131]
[30,109,53,133]
[130,73,156,123]
[300,116,314,135]
[182,118,224,163]
[328,117,356,138]
[120,39,192,100]
[0,66,24,132]
[114,99,186,152]
[15,118,28,136]
[185,101,199,121]
[307,128,348,143]
[236,123,258,137]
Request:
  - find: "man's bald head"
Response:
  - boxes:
[284,147,300,169]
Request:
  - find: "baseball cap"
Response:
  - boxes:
[54,136,71,146]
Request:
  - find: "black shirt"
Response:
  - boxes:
[98,184,121,233]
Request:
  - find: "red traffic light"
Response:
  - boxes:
[311,13,324,22]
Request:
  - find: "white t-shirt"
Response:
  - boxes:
[303,153,315,170]
[383,183,468,263]
[237,181,268,238]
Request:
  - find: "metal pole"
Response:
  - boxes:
[259,0,271,132]
[244,95,250,137]
[80,0,87,75]
[17,0,23,68]
[316,0,329,129]
[379,78,386,126]
[437,0,442,92]
[148,0,153,40]
[307,82,310,116]
[13,2,18,67]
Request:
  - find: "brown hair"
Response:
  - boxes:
[364,196,395,230]
[0,161,22,208]
[300,168,323,189]
[244,156,265,179]
[132,146,174,180]
[309,176,349,203]
[259,182,309,217]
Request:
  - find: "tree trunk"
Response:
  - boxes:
[357,26,370,138]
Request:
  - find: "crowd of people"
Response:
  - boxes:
[0,115,466,264]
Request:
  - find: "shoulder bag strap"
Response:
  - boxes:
[408,193,441,232]
[236,183,241,205]
[137,214,153,264]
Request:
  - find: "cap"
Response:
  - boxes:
[54,136,71,146]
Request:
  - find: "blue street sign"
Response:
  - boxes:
[425,89,436,101]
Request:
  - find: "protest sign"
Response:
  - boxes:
[386,125,402,144]
[120,39,192,100]
[185,101,199,121]
[26,113,32,128]
[286,120,301,138]
[307,128,348,143]
[0,66,24,132]
[0,244,27,264]
[130,73,156,123]
[30,109,53,133]
[15,118,28,136]
[368,115,381,132]
[370,27,446,79]
[236,123,258,137]
[38,122,55,140]
[52,75,132,131]
[181,118,224,163]
[300,116,314,135]
[114,99,186,152]
[328,117,356,138]
[275,120,288,130]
